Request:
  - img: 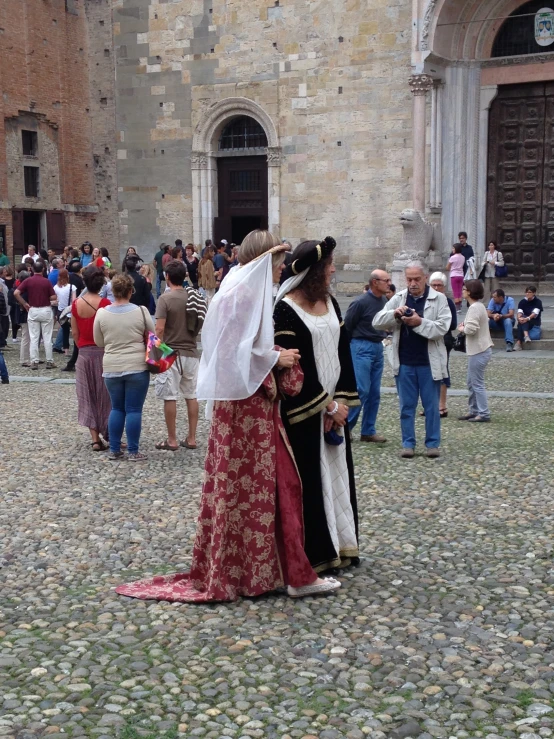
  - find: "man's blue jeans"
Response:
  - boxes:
[348,339,384,436]
[156,272,164,298]
[489,317,514,344]
[104,371,150,453]
[395,364,441,449]
[53,325,64,351]
[0,351,8,381]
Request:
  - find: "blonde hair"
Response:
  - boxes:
[140,263,155,282]
[111,273,134,300]
[238,229,282,268]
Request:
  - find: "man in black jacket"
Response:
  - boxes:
[458,231,474,276]
[125,256,151,308]
[344,269,391,443]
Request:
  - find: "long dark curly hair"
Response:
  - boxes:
[294,240,332,304]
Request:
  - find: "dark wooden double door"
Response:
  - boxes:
[214,156,268,245]
[12,209,66,258]
[487,82,554,280]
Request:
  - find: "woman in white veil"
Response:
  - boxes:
[117,230,340,602]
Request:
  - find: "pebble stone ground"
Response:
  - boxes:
[1,348,554,739]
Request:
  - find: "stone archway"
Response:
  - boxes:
[191,97,281,244]
[412,0,554,261]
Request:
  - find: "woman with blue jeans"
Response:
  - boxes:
[93,273,154,460]
[458,280,493,423]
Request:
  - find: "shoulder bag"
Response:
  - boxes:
[453,332,466,353]
[58,284,75,326]
[140,306,177,374]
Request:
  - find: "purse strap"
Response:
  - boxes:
[80,295,99,313]
[140,305,149,346]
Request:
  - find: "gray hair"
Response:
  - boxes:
[405,260,427,274]
[429,271,447,286]
[52,258,61,268]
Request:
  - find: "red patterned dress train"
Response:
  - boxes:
[116,367,317,602]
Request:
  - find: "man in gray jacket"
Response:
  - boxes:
[373,262,451,459]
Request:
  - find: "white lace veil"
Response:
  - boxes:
[196,251,280,403]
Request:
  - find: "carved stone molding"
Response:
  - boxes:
[409,74,435,96]
[192,97,279,152]
[480,51,554,67]
[190,152,208,169]
[266,147,281,167]
[420,0,438,51]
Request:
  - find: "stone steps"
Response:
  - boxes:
[492,338,554,350]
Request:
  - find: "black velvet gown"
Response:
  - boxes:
[274,295,361,572]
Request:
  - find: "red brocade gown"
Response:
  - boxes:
[116,364,317,602]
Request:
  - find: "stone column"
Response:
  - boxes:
[409,74,434,213]
[429,81,443,210]
[191,152,206,246]
[266,147,281,237]
[476,85,498,260]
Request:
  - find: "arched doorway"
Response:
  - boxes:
[191,97,281,246]
[412,0,554,279]
[214,116,269,245]
[485,0,554,279]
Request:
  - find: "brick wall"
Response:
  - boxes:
[0,0,118,260]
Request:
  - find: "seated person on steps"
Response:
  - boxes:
[486,289,515,352]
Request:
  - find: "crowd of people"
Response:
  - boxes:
[0,230,547,603]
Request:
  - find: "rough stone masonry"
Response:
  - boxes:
[113,0,414,265]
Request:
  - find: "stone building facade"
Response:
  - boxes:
[0,0,118,262]
[113,0,414,268]
[112,0,554,281]
[3,0,554,282]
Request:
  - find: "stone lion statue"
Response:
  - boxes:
[398,208,442,257]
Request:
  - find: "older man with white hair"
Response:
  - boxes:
[373,262,451,458]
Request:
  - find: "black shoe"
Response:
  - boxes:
[1,377,8,384]
[53,348,64,354]
[62,364,75,372]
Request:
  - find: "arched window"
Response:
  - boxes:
[218,116,268,151]
[492,0,554,57]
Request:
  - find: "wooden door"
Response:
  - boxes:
[487,82,554,280]
[46,210,66,252]
[541,84,554,278]
[216,156,268,243]
[12,209,24,258]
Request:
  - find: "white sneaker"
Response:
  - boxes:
[12,338,20,343]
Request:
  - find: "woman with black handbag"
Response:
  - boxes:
[429,272,457,418]
[457,280,493,423]
[480,241,505,297]
[53,269,77,355]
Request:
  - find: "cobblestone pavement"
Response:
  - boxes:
[1,352,554,739]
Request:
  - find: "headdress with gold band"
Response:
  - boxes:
[289,236,336,276]
[274,236,337,304]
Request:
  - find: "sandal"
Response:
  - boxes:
[180,440,197,449]
[155,440,179,451]
[440,410,448,418]
[91,441,108,452]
